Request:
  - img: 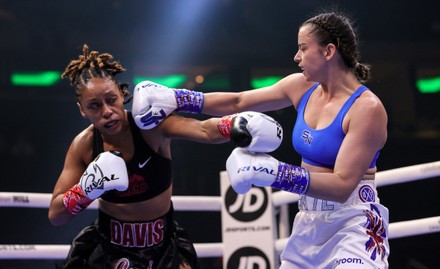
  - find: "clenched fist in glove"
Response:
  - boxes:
[132,80,204,130]
[218,111,283,153]
[63,151,129,215]
[226,148,310,195]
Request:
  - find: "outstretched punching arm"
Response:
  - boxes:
[151,111,284,154]
[131,75,303,130]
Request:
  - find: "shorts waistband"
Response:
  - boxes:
[97,205,174,248]
[298,180,378,212]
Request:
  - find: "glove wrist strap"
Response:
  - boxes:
[271,162,310,194]
[217,114,238,138]
[63,183,93,215]
[174,89,204,114]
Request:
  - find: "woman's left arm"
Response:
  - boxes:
[159,114,228,144]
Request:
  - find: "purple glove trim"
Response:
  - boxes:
[174,89,204,114]
[271,162,310,194]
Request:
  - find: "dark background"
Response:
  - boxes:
[1,0,439,268]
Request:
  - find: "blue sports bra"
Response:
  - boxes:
[292,83,379,169]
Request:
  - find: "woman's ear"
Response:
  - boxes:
[324,43,337,60]
[77,102,87,118]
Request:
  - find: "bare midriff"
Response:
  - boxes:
[98,186,173,222]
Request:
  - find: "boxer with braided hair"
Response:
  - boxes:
[303,12,371,83]
[49,44,282,269]
[141,10,390,269]
[61,44,131,101]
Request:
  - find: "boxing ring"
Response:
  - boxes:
[0,161,439,261]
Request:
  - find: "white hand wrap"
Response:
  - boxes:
[80,151,129,199]
[230,111,283,153]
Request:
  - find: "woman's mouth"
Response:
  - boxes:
[104,120,118,128]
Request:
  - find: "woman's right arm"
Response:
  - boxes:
[131,73,313,130]
[202,73,313,115]
[48,134,89,226]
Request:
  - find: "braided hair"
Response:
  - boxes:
[61,44,131,103]
[303,12,370,83]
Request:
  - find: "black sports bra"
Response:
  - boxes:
[92,111,172,203]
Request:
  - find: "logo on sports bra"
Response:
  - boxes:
[301,129,313,144]
[139,156,152,168]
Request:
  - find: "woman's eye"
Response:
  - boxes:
[88,103,100,110]
[106,96,118,104]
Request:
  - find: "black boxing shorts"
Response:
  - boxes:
[62,204,200,269]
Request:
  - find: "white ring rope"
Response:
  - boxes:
[271,160,440,206]
[1,216,439,259]
[0,161,439,259]
[0,194,222,211]
[0,243,225,259]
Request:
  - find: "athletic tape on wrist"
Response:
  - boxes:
[174,89,204,114]
[271,162,310,194]
[217,114,237,138]
[63,183,93,215]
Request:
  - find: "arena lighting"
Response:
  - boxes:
[198,74,230,89]
[416,76,440,93]
[251,76,283,88]
[133,74,231,89]
[133,74,187,88]
[11,71,61,86]
[136,1,214,65]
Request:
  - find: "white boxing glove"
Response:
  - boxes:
[80,151,129,199]
[226,148,279,194]
[132,81,178,130]
[218,111,283,153]
[132,80,204,130]
[63,151,129,215]
[226,148,311,195]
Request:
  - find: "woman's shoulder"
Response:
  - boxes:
[281,72,313,85]
[358,88,386,112]
[350,89,388,127]
[137,119,171,156]
[69,125,94,161]
[276,73,316,107]
[73,125,94,144]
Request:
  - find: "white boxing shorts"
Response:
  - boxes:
[279,180,389,269]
